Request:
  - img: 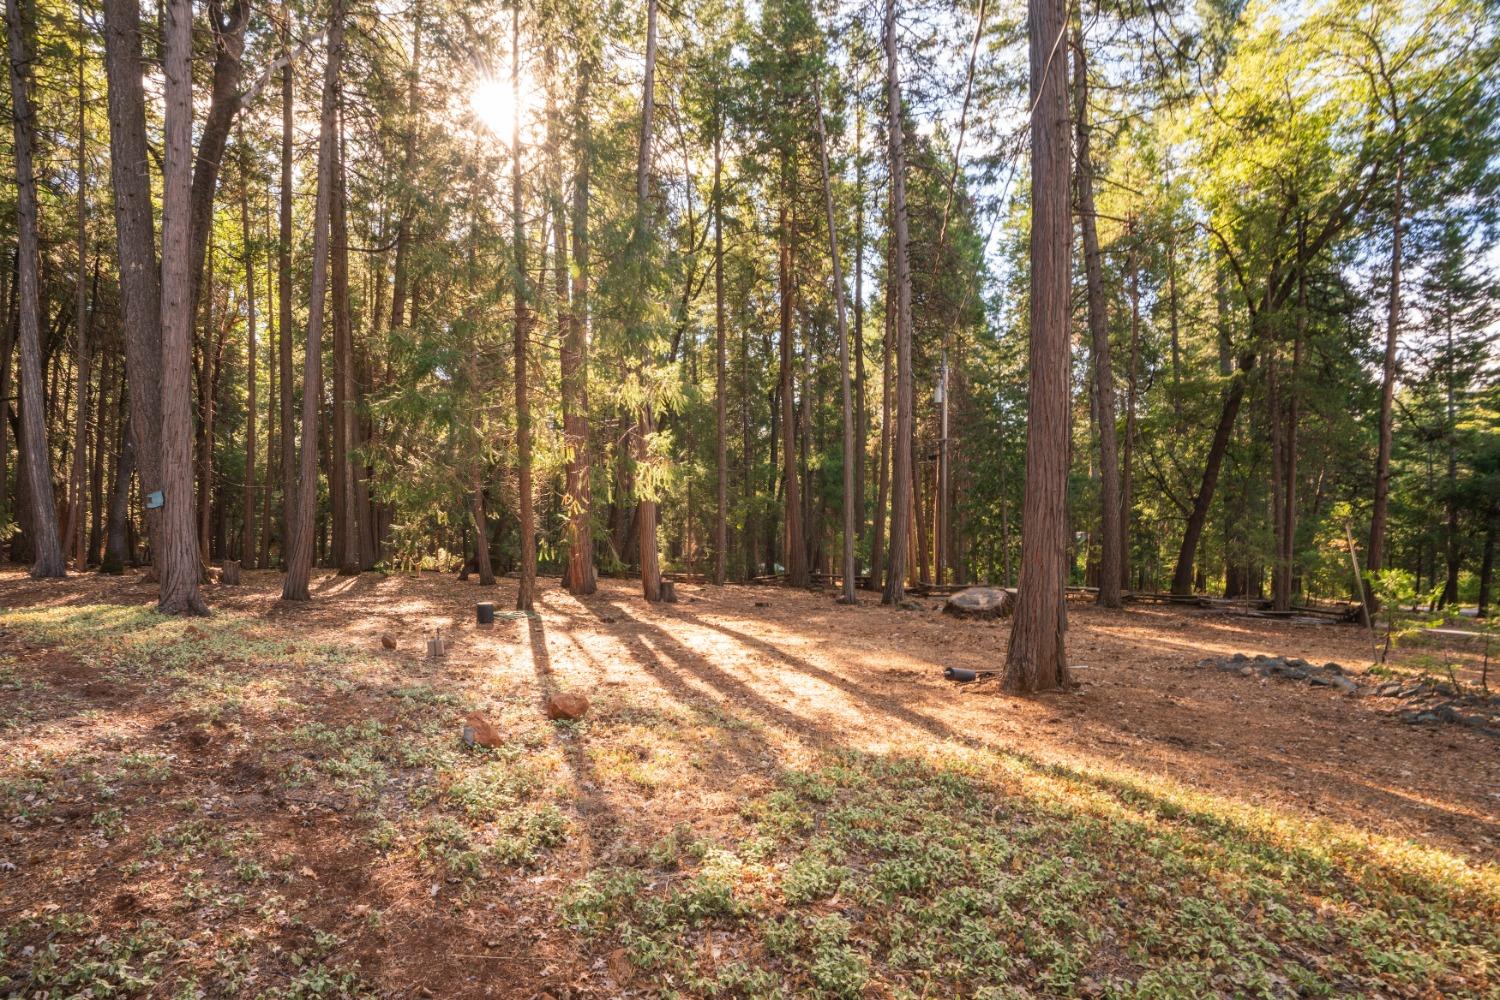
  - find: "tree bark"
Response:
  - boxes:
[5,0,65,578]
[263,200,276,567]
[278,3,296,566]
[813,85,857,604]
[282,0,343,602]
[0,252,12,547]
[882,0,914,606]
[185,0,249,335]
[102,416,134,573]
[562,49,596,595]
[1072,27,1120,609]
[88,326,109,563]
[1477,508,1494,618]
[871,250,892,593]
[853,105,867,583]
[776,155,806,588]
[158,0,207,612]
[635,0,663,602]
[1369,153,1402,602]
[332,96,359,575]
[196,248,229,564]
[1003,0,1071,691]
[1441,309,1460,608]
[100,0,162,570]
[1171,350,1253,595]
[1120,234,1140,590]
[513,3,536,612]
[713,92,728,587]
[238,128,258,568]
[1274,219,1305,612]
[65,16,91,569]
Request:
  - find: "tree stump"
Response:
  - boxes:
[942,587,1014,620]
[660,580,678,603]
[220,559,241,586]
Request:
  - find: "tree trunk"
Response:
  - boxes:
[278,4,296,566]
[185,0,249,334]
[871,254,892,593]
[263,201,276,568]
[1368,153,1402,604]
[98,9,159,562]
[1441,311,1460,608]
[196,254,229,564]
[741,272,755,579]
[513,3,536,612]
[562,50,595,595]
[282,0,343,602]
[101,416,134,573]
[1120,235,1140,591]
[1003,0,1071,692]
[777,156,807,588]
[1274,219,1305,612]
[88,330,109,563]
[5,0,65,578]
[0,252,13,547]
[1072,28,1120,609]
[812,87,857,604]
[1171,350,1254,595]
[1478,508,1494,618]
[470,489,494,585]
[882,0,914,606]
[238,128,258,569]
[853,105,867,581]
[390,6,421,333]
[332,97,359,575]
[65,21,91,569]
[158,0,206,612]
[635,0,662,602]
[713,93,728,587]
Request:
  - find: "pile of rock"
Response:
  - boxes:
[1368,679,1499,734]
[1197,652,1359,694]
[1197,652,1499,736]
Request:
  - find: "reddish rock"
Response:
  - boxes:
[544,691,590,721]
[462,712,504,749]
[380,634,397,651]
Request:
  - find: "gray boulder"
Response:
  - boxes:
[942,587,1016,620]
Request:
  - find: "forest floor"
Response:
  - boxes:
[0,567,1496,999]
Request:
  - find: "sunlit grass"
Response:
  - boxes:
[566,748,1499,998]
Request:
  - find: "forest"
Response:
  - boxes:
[1,0,1498,995]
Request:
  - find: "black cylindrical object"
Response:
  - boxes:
[945,666,977,682]
[476,602,495,625]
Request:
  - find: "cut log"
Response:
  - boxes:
[943,587,1015,620]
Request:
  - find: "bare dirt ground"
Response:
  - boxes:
[1,568,1496,998]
